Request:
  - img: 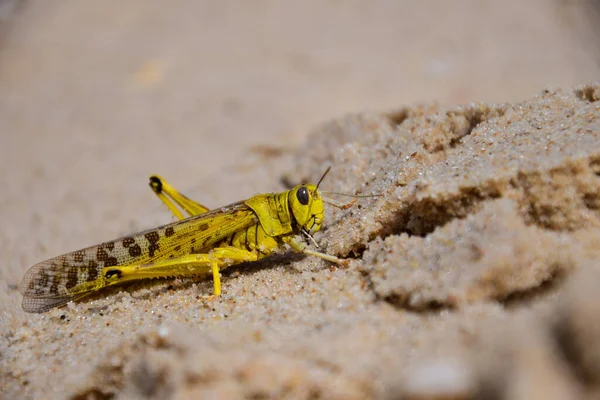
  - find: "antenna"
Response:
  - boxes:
[316,166,332,190]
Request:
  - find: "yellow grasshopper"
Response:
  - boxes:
[19,168,357,313]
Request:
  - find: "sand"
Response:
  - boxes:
[1,1,600,399]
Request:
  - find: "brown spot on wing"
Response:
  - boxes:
[197,223,210,232]
[50,275,59,296]
[129,244,142,257]
[145,231,160,244]
[88,262,99,280]
[106,242,115,251]
[148,244,160,257]
[37,269,49,292]
[123,237,135,248]
[165,227,175,237]
[105,257,118,267]
[66,268,79,289]
[97,248,108,262]
[73,251,84,263]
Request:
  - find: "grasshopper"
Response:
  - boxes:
[19,168,358,313]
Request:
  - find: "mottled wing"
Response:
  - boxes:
[20,201,257,312]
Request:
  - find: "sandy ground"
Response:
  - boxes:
[1,1,600,399]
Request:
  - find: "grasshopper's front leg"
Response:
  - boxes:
[283,236,348,266]
[102,247,259,297]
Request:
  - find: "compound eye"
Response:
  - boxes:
[296,186,309,205]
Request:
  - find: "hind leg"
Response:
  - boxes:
[148,175,211,220]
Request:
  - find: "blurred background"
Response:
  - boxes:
[0,0,598,293]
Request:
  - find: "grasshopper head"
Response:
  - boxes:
[288,184,324,235]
